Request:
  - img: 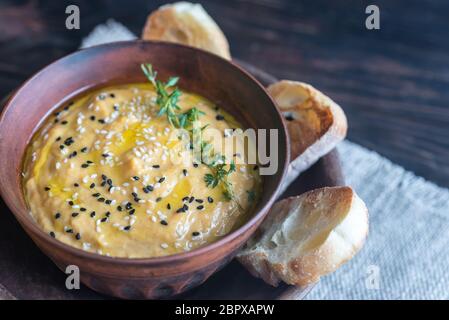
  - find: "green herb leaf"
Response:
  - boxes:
[204,158,237,201]
[204,173,219,188]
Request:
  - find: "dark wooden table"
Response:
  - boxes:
[0,0,448,299]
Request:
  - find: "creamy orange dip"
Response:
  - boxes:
[22,83,261,258]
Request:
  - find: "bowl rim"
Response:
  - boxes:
[0,40,290,266]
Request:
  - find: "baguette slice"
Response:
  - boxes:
[267,81,347,173]
[142,2,231,60]
[237,187,368,286]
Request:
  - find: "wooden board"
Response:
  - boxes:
[0,62,344,300]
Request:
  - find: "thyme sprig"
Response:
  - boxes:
[141,63,238,203]
[141,63,181,127]
[204,156,237,201]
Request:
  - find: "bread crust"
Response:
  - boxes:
[237,187,369,286]
[142,2,231,60]
[267,80,347,172]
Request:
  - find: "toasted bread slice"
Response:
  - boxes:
[267,80,347,172]
[237,187,368,286]
[142,2,231,60]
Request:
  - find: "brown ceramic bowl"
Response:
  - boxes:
[0,41,290,299]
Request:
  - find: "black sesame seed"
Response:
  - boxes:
[54,213,61,219]
[102,174,107,180]
[182,204,189,211]
[86,160,93,164]
[54,118,59,123]
[61,120,68,125]
[123,226,131,231]
[105,211,111,217]
[66,228,73,233]
[68,201,74,206]
[125,202,132,210]
[49,231,56,238]
[90,211,96,217]
[101,181,107,187]
[81,163,89,168]
[193,163,199,168]
[109,93,115,98]
[207,197,214,203]
[97,197,105,202]
[143,187,150,194]
[195,199,204,203]
[189,196,195,203]
[100,217,108,223]
[113,105,119,111]
[132,192,138,197]
[129,209,135,215]
[216,114,225,121]
[102,153,110,158]
[59,145,65,150]
[98,119,105,124]
[146,185,154,192]
[156,197,162,202]
[158,177,165,183]
[105,199,112,205]
[56,136,61,142]
[64,137,74,146]
[285,114,294,121]
[71,212,79,217]
[160,220,168,226]
[152,164,160,168]
[176,208,185,213]
[182,196,189,202]
[106,178,112,185]
[74,183,79,187]
[192,231,200,237]
[90,115,96,121]
[44,187,51,191]
[89,183,95,189]
[68,151,77,159]
[75,233,81,240]
[92,193,100,197]
[167,203,171,210]
[132,176,139,181]
[117,206,123,212]
[197,205,204,210]
[182,169,188,176]
[80,207,86,212]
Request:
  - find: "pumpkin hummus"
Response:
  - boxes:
[22,82,261,258]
